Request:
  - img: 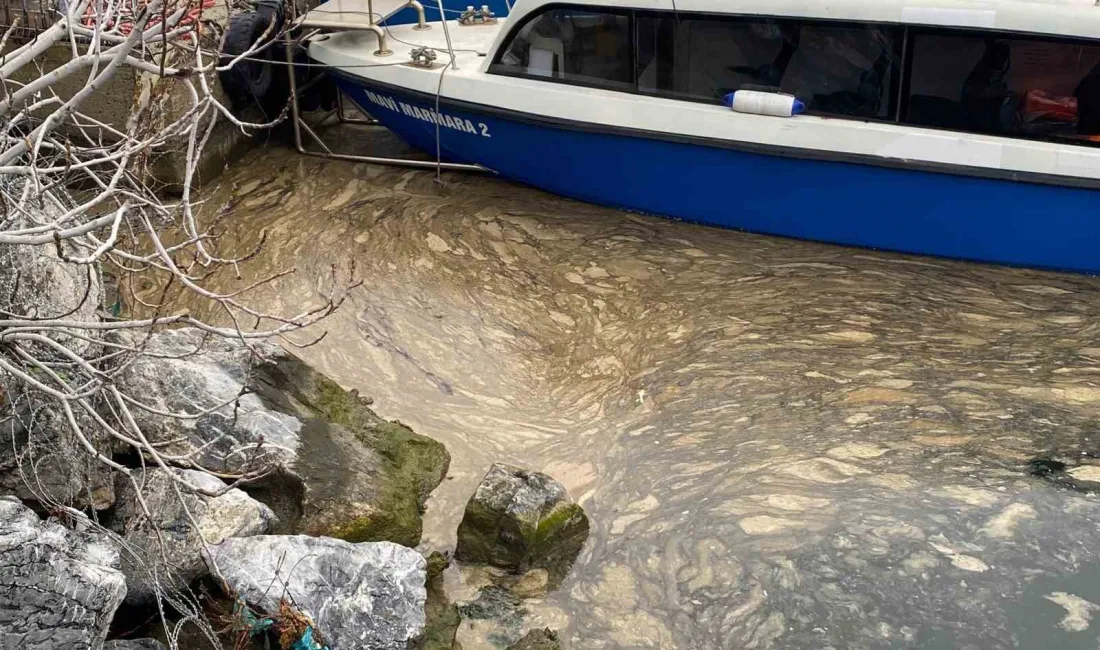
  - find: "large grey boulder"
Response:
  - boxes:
[0,197,113,510]
[0,405,115,511]
[109,328,302,472]
[110,468,275,604]
[204,535,427,650]
[0,192,104,354]
[112,328,449,547]
[0,496,126,649]
[456,464,590,584]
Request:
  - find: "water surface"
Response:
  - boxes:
[186,136,1100,649]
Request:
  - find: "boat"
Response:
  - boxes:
[301,0,1100,273]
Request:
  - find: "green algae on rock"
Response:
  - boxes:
[455,464,589,585]
[458,585,529,646]
[507,629,562,650]
[249,353,450,548]
[411,552,462,650]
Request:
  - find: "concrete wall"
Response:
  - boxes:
[2,42,138,138]
[2,1,257,191]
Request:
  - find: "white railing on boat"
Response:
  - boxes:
[284,0,484,172]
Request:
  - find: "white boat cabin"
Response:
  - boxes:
[487,0,1100,148]
[308,0,1100,182]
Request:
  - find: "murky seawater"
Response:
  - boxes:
[181,131,1100,649]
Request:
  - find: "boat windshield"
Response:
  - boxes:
[495,8,634,91]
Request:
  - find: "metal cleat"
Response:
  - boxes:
[409,45,438,67]
[458,4,496,24]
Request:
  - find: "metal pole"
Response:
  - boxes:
[299,148,488,171]
[286,32,307,155]
[435,0,457,70]
[287,3,485,172]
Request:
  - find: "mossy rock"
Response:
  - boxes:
[455,464,589,585]
[248,354,450,548]
[508,629,562,650]
[409,552,461,650]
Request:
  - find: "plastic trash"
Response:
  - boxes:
[723,90,806,117]
[290,627,330,650]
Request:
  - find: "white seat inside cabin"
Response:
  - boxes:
[528,36,564,77]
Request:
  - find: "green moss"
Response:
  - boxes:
[363,421,450,501]
[335,421,448,545]
[251,355,450,548]
[529,503,588,584]
[425,551,450,580]
[313,375,354,426]
[326,507,422,548]
[507,629,562,650]
[411,552,461,650]
[532,504,585,545]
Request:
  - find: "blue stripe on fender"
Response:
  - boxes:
[339,79,1100,274]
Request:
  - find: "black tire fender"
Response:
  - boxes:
[219,9,288,117]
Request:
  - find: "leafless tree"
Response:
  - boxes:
[1,0,345,645]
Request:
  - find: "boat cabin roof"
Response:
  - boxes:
[503,0,1100,41]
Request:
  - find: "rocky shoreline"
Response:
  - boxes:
[1,319,587,648]
[0,329,594,650]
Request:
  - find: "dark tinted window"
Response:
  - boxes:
[490,8,632,90]
[636,15,901,119]
[906,31,1100,143]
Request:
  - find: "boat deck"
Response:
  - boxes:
[305,0,502,75]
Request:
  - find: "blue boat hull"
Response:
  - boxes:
[338,78,1100,274]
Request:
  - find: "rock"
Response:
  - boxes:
[412,552,461,650]
[0,404,115,510]
[204,535,427,650]
[251,353,450,546]
[104,640,167,650]
[457,585,527,637]
[455,464,589,584]
[109,468,275,604]
[0,192,104,354]
[508,629,562,650]
[0,199,113,509]
[109,328,302,473]
[0,496,126,649]
[112,328,450,547]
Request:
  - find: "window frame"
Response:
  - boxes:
[487,4,637,94]
[490,6,909,122]
[486,4,1100,146]
[898,25,1100,145]
[629,11,907,122]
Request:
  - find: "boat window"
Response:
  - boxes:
[635,14,902,119]
[490,8,633,91]
[904,30,1100,145]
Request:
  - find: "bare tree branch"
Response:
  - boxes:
[0,2,350,646]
